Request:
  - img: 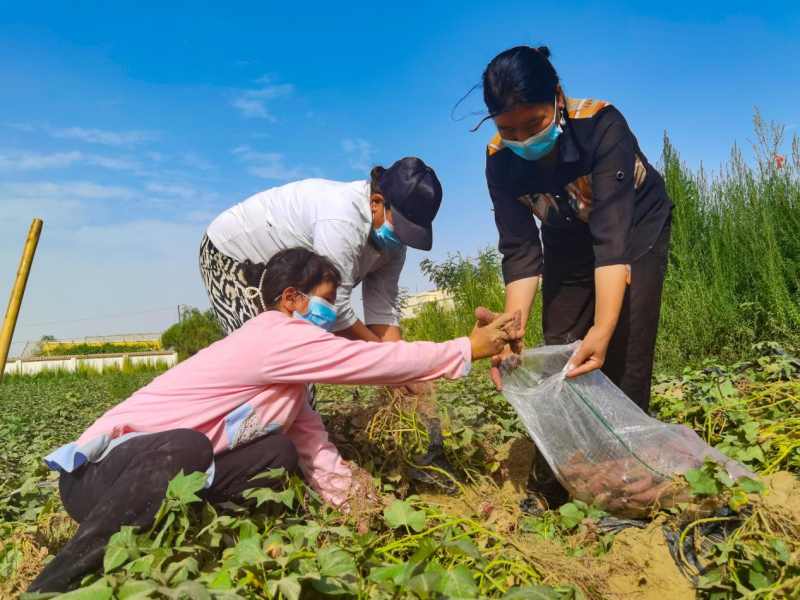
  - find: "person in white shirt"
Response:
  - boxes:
[201,156,443,349]
[200,157,449,481]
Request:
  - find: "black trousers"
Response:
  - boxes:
[28,429,299,593]
[528,218,671,507]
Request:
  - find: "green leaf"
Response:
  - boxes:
[103,526,139,572]
[443,538,482,560]
[278,575,302,600]
[166,470,208,504]
[59,586,114,600]
[437,564,478,598]
[250,467,286,480]
[684,468,720,496]
[502,585,565,599]
[383,500,426,532]
[203,569,234,590]
[164,556,199,584]
[719,379,738,398]
[728,490,748,512]
[162,581,211,600]
[367,563,406,583]
[734,445,766,464]
[408,571,444,598]
[748,570,770,590]
[125,554,154,574]
[116,580,158,599]
[316,545,356,577]
[233,536,269,566]
[309,575,356,596]
[400,538,440,583]
[245,486,295,509]
[714,469,735,489]
[741,421,759,442]
[771,539,790,563]
[737,476,767,494]
[558,503,584,529]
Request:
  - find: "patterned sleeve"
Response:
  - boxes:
[486,154,544,284]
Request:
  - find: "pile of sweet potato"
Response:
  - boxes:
[560,449,694,518]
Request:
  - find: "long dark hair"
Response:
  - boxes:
[470,45,560,130]
[242,248,342,312]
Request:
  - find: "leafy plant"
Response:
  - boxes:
[161,306,225,357]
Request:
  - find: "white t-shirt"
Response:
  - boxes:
[206,179,406,332]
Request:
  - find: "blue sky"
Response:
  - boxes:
[2,1,799,351]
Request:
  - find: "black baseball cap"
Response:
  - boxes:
[379,157,443,251]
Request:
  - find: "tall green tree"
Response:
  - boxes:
[161,307,225,357]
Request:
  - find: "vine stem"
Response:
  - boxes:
[677,516,741,575]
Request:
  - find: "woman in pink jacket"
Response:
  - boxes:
[29,247,514,593]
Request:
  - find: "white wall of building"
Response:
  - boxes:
[3,351,178,376]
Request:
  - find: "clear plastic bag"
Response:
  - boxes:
[500,343,749,517]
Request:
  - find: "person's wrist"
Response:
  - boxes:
[591,322,616,340]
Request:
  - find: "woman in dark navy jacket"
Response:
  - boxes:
[481,46,674,509]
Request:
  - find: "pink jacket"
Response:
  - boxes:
[62,311,473,504]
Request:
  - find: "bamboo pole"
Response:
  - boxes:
[0,219,44,379]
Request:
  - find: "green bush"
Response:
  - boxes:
[402,247,543,348]
[42,342,161,356]
[657,111,800,369]
[160,307,225,357]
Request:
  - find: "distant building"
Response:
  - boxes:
[20,333,162,357]
[401,289,454,320]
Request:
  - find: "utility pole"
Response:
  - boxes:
[0,219,43,382]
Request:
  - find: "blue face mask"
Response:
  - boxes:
[371,206,404,250]
[293,292,337,332]
[503,97,563,161]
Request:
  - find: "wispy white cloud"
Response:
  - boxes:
[145,182,196,199]
[7,122,157,146]
[47,125,157,146]
[6,122,37,132]
[0,151,84,171]
[342,139,374,172]
[86,155,141,170]
[230,76,294,121]
[0,150,141,172]
[182,153,215,171]
[0,181,136,200]
[233,145,317,181]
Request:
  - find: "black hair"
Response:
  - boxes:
[369,165,391,209]
[464,45,560,131]
[241,248,342,312]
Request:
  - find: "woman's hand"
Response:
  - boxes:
[474,307,524,389]
[469,309,518,361]
[565,325,614,378]
[489,342,525,391]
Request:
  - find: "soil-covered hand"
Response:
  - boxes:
[474,308,524,391]
[469,309,518,361]
[489,345,525,392]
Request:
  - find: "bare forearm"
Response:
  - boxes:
[593,265,627,335]
[367,324,402,342]
[334,319,382,343]
[504,277,539,331]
